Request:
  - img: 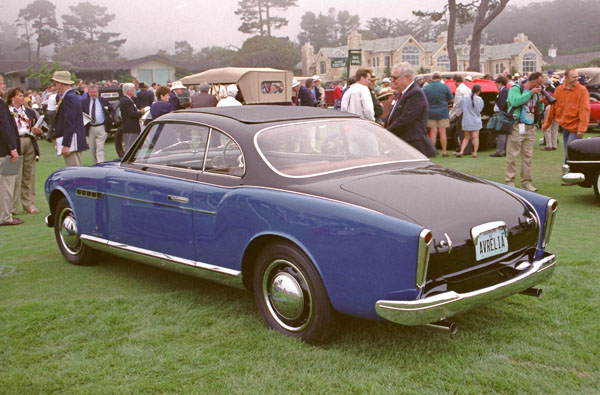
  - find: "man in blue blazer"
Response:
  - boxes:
[82,84,112,163]
[385,63,437,157]
[52,70,88,167]
[0,75,23,225]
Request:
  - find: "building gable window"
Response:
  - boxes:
[402,45,419,66]
[384,56,391,67]
[495,63,504,75]
[437,55,450,71]
[522,53,537,73]
[320,61,326,74]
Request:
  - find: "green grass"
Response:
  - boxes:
[1,133,599,393]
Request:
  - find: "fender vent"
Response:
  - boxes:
[76,189,104,200]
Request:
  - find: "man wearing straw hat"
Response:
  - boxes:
[52,70,87,167]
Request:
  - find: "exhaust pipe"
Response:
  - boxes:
[520,287,543,298]
[426,319,458,335]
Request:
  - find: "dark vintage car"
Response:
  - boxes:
[44,106,558,344]
[562,136,600,199]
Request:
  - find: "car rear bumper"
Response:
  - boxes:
[375,252,556,326]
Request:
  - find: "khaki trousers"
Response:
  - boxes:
[0,170,16,223]
[63,151,82,167]
[505,123,536,185]
[543,106,559,148]
[88,125,107,163]
[13,136,36,212]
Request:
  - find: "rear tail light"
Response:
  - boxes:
[541,199,558,248]
[416,229,433,288]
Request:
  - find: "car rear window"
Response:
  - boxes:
[255,119,427,177]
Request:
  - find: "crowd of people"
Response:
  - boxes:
[0,64,592,226]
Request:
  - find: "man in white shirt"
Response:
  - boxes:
[45,90,59,142]
[341,69,375,121]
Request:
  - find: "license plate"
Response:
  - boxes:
[471,222,508,261]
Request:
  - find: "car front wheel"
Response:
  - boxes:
[53,197,95,265]
[253,242,338,344]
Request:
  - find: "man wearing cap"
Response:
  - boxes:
[292,79,315,107]
[382,78,391,89]
[52,70,88,167]
[169,81,189,111]
[0,75,24,226]
[217,85,242,107]
[311,75,323,107]
[543,68,590,184]
[341,69,375,121]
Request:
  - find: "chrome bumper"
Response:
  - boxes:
[375,252,556,326]
[561,164,585,183]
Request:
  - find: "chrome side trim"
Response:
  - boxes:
[415,229,432,289]
[375,252,557,326]
[541,199,558,249]
[80,235,244,289]
[168,195,190,203]
[566,160,600,164]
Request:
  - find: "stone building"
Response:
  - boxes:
[302,31,543,81]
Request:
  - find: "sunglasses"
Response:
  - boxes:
[390,75,400,81]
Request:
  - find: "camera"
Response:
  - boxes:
[539,85,556,105]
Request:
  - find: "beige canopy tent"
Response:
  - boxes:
[179,67,294,104]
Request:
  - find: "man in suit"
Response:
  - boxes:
[52,70,88,167]
[82,84,112,163]
[136,82,155,110]
[191,82,218,108]
[385,62,437,157]
[119,82,145,152]
[0,75,23,225]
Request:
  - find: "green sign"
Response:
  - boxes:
[349,51,362,66]
[331,58,347,68]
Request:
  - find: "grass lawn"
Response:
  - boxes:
[1,132,598,393]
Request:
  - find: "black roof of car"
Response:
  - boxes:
[176,105,359,124]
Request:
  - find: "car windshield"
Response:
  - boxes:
[255,119,427,177]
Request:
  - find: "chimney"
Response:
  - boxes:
[514,33,528,43]
[301,42,314,77]
[347,30,362,50]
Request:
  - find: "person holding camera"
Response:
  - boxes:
[505,72,545,192]
[542,68,590,185]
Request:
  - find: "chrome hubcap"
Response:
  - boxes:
[270,272,304,320]
[59,208,81,255]
[262,259,312,332]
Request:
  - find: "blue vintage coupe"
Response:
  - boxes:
[45,106,558,344]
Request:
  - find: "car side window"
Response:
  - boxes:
[131,123,209,170]
[204,130,244,177]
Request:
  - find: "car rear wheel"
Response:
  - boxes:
[253,242,338,344]
[593,173,600,200]
[53,197,95,265]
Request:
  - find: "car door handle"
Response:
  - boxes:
[168,195,189,204]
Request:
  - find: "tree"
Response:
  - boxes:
[414,0,508,72]
[17,0,60,61]
[298,9,360,50]
[195,46,238,71]
[173,40,195,63]
[335,10,360,45]
[366,18,416,39]
[297,11,336,50]
[233,35,299,70]
[467,0,509,71]
[235,0,298,36]
[27,61,62,88]
[0,22,29,61]
[59,1,126,62]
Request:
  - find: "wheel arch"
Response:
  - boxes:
[49,187,74,216]
[241,233,324,294]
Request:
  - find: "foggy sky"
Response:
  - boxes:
[2,0,535,58]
